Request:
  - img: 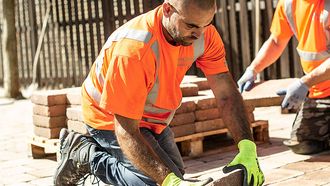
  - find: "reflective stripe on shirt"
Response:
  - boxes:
[284,0,330,61]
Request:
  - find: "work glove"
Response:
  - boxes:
[223,139,264,186]
[162,172,213,186]
[276,79,309,110]
[237,66,257,93]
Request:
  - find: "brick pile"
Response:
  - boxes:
[65,87,88,134]
[30,76,288,139]
[31,90,67,139]
[170,76,255,138]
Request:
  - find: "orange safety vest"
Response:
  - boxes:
[271,0,330,98]
[81,6,228,134]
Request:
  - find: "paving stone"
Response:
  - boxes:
[0,173,37,185]
[24,159,58,169]
[242,78,298,107]
[176,99,196,114]
[33,126,62,139]
[7,183,35,186]
[267,178,319,186]
[170,112,196,126]
[67,120,88,134]
[31,90,67,106]
[184,159,205,169]
[263,168,304,185]
[206,169,243,186]
[171,123,195,137]
[195,119,226,133]
[298,168,330,184]
[66,107,83,121]
[181,83,199,97]
[28,166,57,178]
[33,104,66,117]
[29,176,54,186]
[65,87,82,105]
[33,115,67,128]
[282,161,330,173]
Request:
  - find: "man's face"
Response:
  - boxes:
[165,2,215,46]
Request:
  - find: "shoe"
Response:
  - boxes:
[284,139,329,155]
[54,128,98,185]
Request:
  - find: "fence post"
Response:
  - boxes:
[102,0,115,38]
[28,0,40,85]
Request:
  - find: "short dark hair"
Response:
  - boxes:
[182,0,216,11]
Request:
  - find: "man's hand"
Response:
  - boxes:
[276,79,309,110]
[237,67,257,93]
[162,173,213,186]
[223,140,264,186]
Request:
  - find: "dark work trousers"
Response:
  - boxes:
[290,96,330,142]
[86,125,184,186]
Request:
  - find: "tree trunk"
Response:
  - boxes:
[1,0,21,98]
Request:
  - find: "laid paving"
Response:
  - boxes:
[0,98,330,185]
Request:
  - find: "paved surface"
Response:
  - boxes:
[0,98,330,185]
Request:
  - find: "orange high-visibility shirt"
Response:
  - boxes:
[81,6,228,134]
[271,0,330,98]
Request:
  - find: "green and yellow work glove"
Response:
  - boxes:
[162,173,213,186]
[223,139,264,186]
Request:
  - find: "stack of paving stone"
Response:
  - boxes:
[170,76,255,138]
[31,90,67,139]
[65,87,88,134]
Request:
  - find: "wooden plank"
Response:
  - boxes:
[238,0,251,69]
[29,135,59,153]
[117,0,124,26]
[45,1,54,88]
[280,46,290,78]
[215,0,231,70]
[73,0,84,85]
[88,0,96,67]
[292,38,303,77]
[37,0,47,87]
[60,0,71,87]
[81,1,89,81]
[54,0,64,87]
[28,0,37,80]
[68,0,77,86]
[228,0,240,79]
[50,0,60,88]
[175,120,268,142]
[94,1,102,52]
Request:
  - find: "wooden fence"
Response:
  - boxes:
[0,0,303,89]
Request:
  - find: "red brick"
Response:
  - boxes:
[176,99,196,114]
[195,108,221,121]
[189,77,210,90]
[33,104,66,117]
[180,83,199,97]
[33,126,62,139]
[182,75,198,83]
[33,115,67,128]
[171,123,195,137]
[170,112,196,126]
[67,120,88,134]
[65,87,82,105]
[31,90,67,106]
[66,107,83,121]
[195,119,226,133]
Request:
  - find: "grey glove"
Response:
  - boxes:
[276,79,309,110]
[237,67,257,93]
